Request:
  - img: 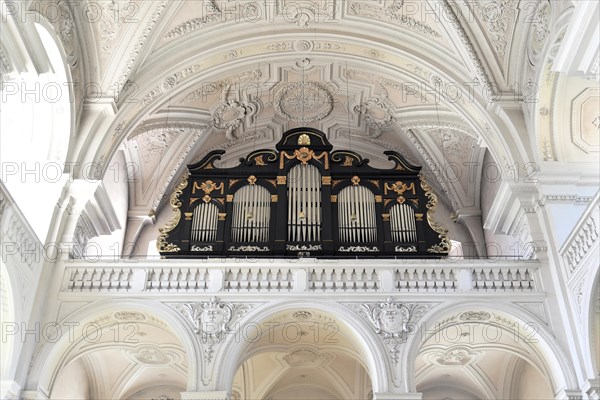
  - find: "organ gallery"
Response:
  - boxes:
[158,128,450,258]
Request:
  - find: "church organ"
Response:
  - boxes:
[158,128,450,258]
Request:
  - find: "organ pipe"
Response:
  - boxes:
[390,203,417,242]
[191,202,218,242]
[231,185,270,242]
[287,164,321,241]
[338,185,377,242]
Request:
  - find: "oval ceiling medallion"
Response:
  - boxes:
[274,81,333,122]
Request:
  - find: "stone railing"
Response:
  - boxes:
[560,193,599,276]
[60,259,541,294]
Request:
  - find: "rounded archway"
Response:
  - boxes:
[218,301,390,397]
[404,303,578,399]
[31,300,200,399]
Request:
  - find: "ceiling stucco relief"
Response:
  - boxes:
[525,0,552,69]
[469,0,517,64]
[283,349,323,367]
[354,95,397,137]
[273,81,334,122]
[571,87,600,154]
[348,0,442,40]
[128,345,182,366]
[141,64,203,107]
[352,298,430,366]
[126,122,207,206]
[428,346,483,366]
[89,0,142,72]
[440,1,493,95]
[115,1,169,92]
[427,128,478,195]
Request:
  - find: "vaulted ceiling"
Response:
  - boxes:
[44,0,561,215]
[3,0,597,253]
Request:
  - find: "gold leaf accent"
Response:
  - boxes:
[322,176,332,185]
[266,179,277,188]
[277,176,287,185]
[218,213,227,221]
[385,181,416,195]
[331,195,337,202]
[184,212,193,220]
[375,195,382,203]
[415,213,423,221]
[202,194,211,203]
[157,172,189,253]
[298,133,311,145]
[226,195,234,202]
[382,213,390,222]
[248,175,257,185]
[351,176,361,185]
[193,180,224,195]
[255,155,266,166]
[369,179,380,188]
[421,176,451,254]
[343,155,354,166]
[271,195,278,202]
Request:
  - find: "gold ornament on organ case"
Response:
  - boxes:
[298,133,311,145]
[384,181,416,196]
[193,180,224,195]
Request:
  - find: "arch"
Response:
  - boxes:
[28,299,201,395]
[583,262,600,377]
[0,20,73,243]
[0,261,17,380]
[216,300,391,393]
[402,301,579,395]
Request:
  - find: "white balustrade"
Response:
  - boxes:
[61,260,540,294]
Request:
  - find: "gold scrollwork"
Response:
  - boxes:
[281,148,329,169]
[254,155,266,166]
[384,181,416,196]
[193,179,224,195]
[421,176,451,254]
[157,172,189,253]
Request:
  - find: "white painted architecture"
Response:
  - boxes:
[0,0,598,399]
